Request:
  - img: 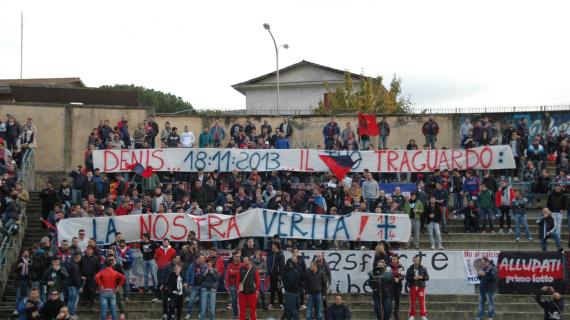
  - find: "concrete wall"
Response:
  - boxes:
[155,114,454,150]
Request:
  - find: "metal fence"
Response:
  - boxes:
[0,148,34,274]
[184,104,570,117]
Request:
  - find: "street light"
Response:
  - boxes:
[263,23,288,115]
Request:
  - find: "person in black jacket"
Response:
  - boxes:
[315,253,331,318]
[306,261,327,320]
[537,208,562,252]
[389,255,405,320]
[166,263,184,320]
[477,257,498,320]
[269,242,285,309]
[536,286,564,320]
[368,259,393,320]
[326,295,351,320]
[40,290,65,320]
[546,185,566,240]
[80,246,99,305]
[65,253,81,316]
[283,257,303,320]
[39,181,58,223]
[405,255,429,320]
[289,248,308,310]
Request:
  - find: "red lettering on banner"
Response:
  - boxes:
[412,150,426,171]
[387,151,399,172]
[226,216,241,238]
[171,215,188,240]
[451,150,464,169]
[119,149,129,171]
[208,215,226,239]
[480,147,493,169]
[139,215,152,238]
[191,217,207,240]
[153,214,169,240]
[299,149,304,171]
[104,150,119,171]
[466,149,480,169]
[305,149,314,171]
[399,152,411,172]
[376,150,386,171]
[151,150,165,170]
[438,150,450,170]
[426,150,439,171]
[130,150,142,166]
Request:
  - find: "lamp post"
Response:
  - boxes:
[263,23,288,115]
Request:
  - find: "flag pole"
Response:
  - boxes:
[20,12,23,79]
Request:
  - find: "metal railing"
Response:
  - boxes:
[0,148,34,272]
[180,104,570,117]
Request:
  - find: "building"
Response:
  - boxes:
[232,60,366,115]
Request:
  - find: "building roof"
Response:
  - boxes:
[0,77,86,88]
[232,60,364,94]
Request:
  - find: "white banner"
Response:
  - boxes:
[56,209,411,244]
[283,250,473,294]
[463,250,500,284]
[93,146,515,173]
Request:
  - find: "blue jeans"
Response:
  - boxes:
[514,214,531,239]
[365,199,375,212]
[479,207,494,231]
[72,189,82,205]
[541,233,561,251]
[306,292,323,320]
[186,286,201,315]
[552,212,562,235]
[67,286,79,315]
[100,290,118,320]
[478,290,495,319]
[284,291,299,320]
[123,269,131,299]
[143,259,158,289]
[229,286,238,317]
[199,288,216,320]
[15,280,30,307]
[378,135,388,149]
[425,134,436,149]
[452,192,463,210]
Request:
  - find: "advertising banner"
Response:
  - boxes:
[497,251,565,294]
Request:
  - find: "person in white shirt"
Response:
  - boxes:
[180,126,195,147]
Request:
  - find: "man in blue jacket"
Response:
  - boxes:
[477,257,498,320]
[185,255,207,319]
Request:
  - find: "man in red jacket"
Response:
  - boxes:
[225,251,243,319]
[95,258,126,320]
[154,239,177,300]
[237,256,260,320]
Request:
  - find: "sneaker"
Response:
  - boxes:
[360,245,367,250]
[152,298,160,302]
[162,315,167,320]
[437,245,444,250]
[421,317,428,320]
[498,229,504,234]
[414,244,419,249]
[490,230,496,233]
[408,317,415,320]
[528,237,533,241]
[12,310,18,315]
[300,305,307,310]
[227,304,232,310]
[481,230,487,234]
[124,297,130,301]
[515,238,520,242]
[508,229,514,234]
[430,246,435,250]
[280,304,284,310]
[120,314,126,320]
[184,314,191,320]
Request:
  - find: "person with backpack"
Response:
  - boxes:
[237,256,260,320]
[477,257,498,320]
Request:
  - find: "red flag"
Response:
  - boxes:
[357,112,379,136]
[318,155,355,181]
[141,166,154,178]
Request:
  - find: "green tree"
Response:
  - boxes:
[316,72,412,115]
[100,84,194,114]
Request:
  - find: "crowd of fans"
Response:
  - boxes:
[8,112,570,320]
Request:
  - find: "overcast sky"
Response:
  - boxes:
[1,0,569,110]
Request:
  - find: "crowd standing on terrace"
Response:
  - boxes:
[6,112,570,320]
